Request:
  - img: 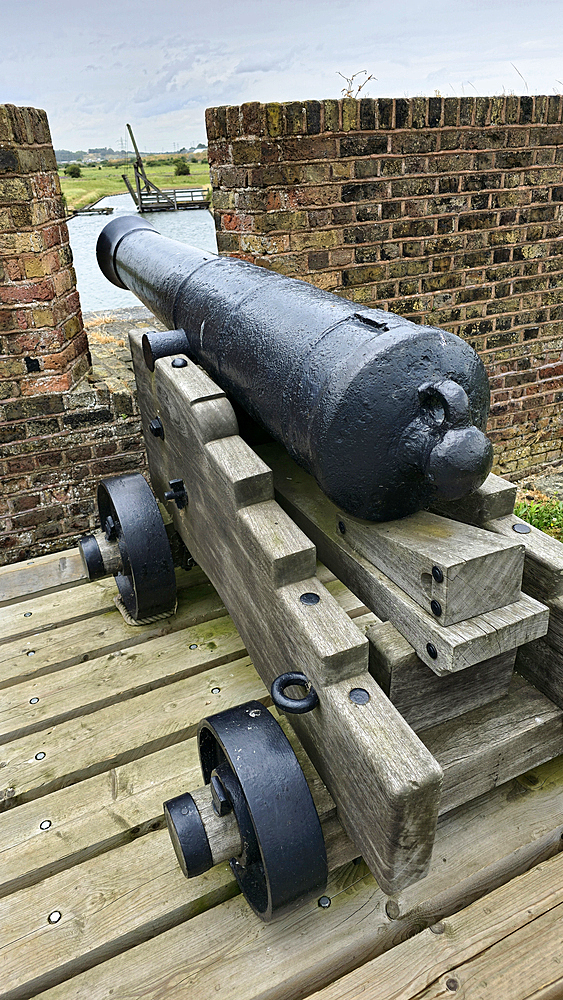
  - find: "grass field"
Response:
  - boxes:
[59,158,211,212]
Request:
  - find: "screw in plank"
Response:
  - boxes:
[385,899,400,920]
[317,896,331,909]
[349,688,370,705]
[300,593,320,605]
[513,522,531,534]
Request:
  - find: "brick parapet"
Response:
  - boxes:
[0,326,147,565]
[206,95,563,476]
[0,106,148,566]
[0,104,88,399]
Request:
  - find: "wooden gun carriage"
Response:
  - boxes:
[72,216,563,924]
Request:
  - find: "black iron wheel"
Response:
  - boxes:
[97,473,176,620]
[197,701,327,921]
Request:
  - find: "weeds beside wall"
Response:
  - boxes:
[206,95,563,478]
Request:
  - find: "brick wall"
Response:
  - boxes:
[206,96,563,478]
[0,105,145,567]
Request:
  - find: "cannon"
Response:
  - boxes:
[96,215,493,522]
[81,216,554,922]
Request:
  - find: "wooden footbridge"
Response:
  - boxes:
[1,523,562,1000]
[122,124,210,212]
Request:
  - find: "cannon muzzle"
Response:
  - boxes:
[97,215,492,521]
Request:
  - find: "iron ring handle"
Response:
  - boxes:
[270,672,319,714]
[418,379,471,428]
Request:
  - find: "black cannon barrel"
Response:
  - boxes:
[97,215,493,521]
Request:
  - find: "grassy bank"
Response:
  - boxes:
[60,158,211,213]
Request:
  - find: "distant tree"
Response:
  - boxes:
[174,158,191,176]
[64,164,81,178]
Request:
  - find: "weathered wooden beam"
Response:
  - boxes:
[130,332,443,895]
[259,443,549,675]
[428,472,517,524]
[366,619,516,732]
[486,512,563,601]
[341,508,524,626]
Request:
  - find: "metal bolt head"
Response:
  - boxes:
[349,688,370,705]
[426,642,438,659]
[337,521,346,534]
[30,697,39,705]
[211,687,221,695]
[35,751,46,760]
[300,592,320,605]
[385,899,400,920]
[513,522,531,534]
[171,357,188,368]
[445,978,459,992]
[48,910,62,924]
[40,820,52,831]
[317,895,331,909]
[26,650,35,657]
[24,611,32,618]
[148,417,164,439]
[189,644,198,650]
[431,565,444,583]
[430,599,442,617]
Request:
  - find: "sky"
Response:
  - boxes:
[2,0,563,151]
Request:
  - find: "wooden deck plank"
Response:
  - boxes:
[25,756,563,1000]
[0,725,342,1000]
[2,538,563,1000]
[0,612,247,745]
[423,673,563,815]
[0,577,229,691]
[0,549,87,607]
[0,567,208,646]
[415,903,563,999]
[0,570,366,693]
[0,655,267,811]
[303,844,563,1000]
[0,710,337,901]
[0,576,117,646]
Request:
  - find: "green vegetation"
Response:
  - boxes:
[59,157,211,213]
[64,164,82,178]
[514,492,563,541]
[174,159,191,176]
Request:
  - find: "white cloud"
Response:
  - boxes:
[1,0,562,148]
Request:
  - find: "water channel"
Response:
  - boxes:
[67,192,218,313]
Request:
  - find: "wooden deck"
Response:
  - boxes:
[1,548,562,1000]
